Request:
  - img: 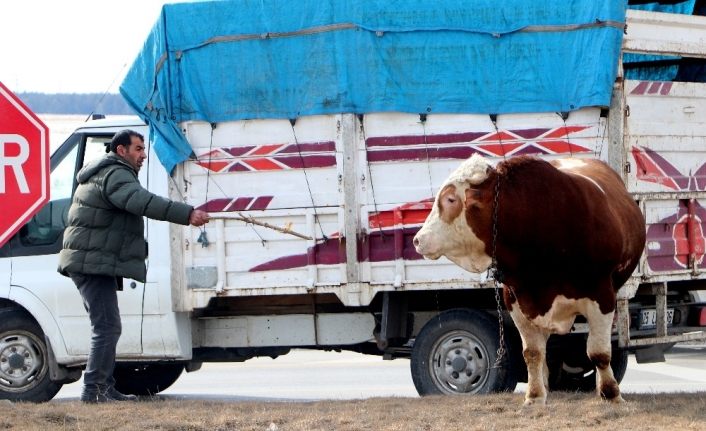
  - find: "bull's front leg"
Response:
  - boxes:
[585,302,624,403]
[509,305,550,406]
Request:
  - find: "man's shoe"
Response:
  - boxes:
[80,393,98,403]
[104,386,137,401]
[80,385,100,403]
[80,385,136,403]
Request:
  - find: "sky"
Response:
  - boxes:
[0,0,176,94]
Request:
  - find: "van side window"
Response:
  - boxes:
[50,144,79,201]
[18,145,79,247]
[83,136,111,166]
[19,135,112,247]
[0,133,112,257]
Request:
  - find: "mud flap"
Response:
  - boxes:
[45,336,82,383]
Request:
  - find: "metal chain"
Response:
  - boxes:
[492,278,506,368]
[489,155,506,368]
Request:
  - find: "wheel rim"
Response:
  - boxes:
[427,329,491,394]
[0,330,48,393]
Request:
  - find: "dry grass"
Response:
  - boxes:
[2,392,706,431]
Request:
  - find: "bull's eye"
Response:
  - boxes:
[446,197,456,204]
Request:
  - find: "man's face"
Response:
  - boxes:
[117,135,147,172]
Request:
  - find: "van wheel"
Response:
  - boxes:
[0,310,63,402]
[410,309,517,395]
[113,363,184,396]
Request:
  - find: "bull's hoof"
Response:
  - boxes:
[599,383,623,403]
[606,394,625,404]
[523,397,547,407]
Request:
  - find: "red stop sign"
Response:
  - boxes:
[0,82,50,247]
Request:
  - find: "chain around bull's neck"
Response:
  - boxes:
[489,169,503,283]
[489,167,507,368]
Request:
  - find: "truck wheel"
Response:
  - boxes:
[549,342,628,392]
[410,309,517,395]
[113,363,184,396]
[0,310,63,402]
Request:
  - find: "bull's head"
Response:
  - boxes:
[413,154,495,273]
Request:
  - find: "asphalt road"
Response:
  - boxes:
[54,344,706,401]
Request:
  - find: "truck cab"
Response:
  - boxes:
[0,118,190,401]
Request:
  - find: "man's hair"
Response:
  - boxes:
[110,129,144,153]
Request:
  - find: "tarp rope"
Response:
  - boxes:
[290,118,328,241]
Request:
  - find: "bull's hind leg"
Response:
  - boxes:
[509,306,550,406]
[585,302,624,403]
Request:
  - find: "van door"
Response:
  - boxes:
[0,133,81,354]
[7,131,151,356]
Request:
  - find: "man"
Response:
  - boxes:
[58,129,209,403]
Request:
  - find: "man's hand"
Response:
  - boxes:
[189,210,210,226]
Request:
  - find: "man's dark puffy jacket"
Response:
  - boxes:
[58,153,193,282]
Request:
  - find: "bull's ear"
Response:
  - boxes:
[465,188,482,209]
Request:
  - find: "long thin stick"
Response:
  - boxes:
[208,212,313,240]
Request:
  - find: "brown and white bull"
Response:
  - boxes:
[413,154,645,405]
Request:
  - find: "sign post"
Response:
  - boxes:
[0,82,50,247]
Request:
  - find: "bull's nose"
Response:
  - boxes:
[413,236,420,248]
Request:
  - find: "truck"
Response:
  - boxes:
[1,0,705,402]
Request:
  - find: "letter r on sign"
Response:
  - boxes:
[0,134,30,194]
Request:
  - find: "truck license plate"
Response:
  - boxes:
[639,308,674,329]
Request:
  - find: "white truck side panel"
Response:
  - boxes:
[624,9,706,59]
[183,117,342,210]
[171,108,615,310]
[360,109,606,206]
[624,80,706,280]
[625,81,706,194]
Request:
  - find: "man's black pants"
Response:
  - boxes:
[69,273,122,391]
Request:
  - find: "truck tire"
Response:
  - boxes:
[548,340,628,392]
[410,309,517,395]
[113,363,184,396]
[0,309,63,402]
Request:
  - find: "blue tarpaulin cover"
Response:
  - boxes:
[120,0,627,173]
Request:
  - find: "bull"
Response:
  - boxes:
[413,154,646,405]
